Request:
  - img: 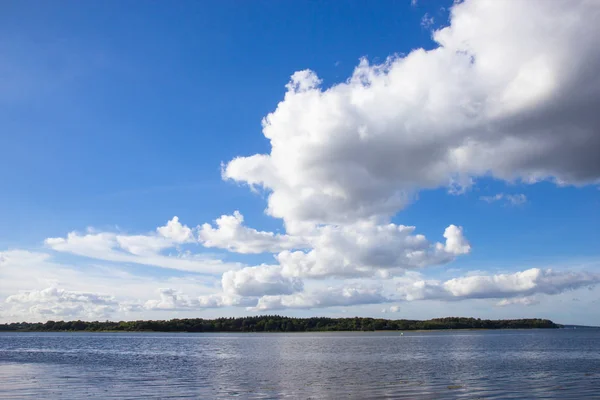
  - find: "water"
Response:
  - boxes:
[1,329,599,399]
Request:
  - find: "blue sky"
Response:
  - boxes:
[1,0,599,324]
[1,0,441,242]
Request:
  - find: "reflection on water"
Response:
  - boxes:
[1,330,599,399]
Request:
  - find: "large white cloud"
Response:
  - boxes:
[224,0,600,232]
[277,223,469,278]
[222,265,303,297]
[198,211,306,254]
[398,268,600,302]
[252,286,388,311]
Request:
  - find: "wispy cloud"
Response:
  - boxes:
[420,13,435,29]
[496,296,540,307]
[398,268,600,302]
[480,193,527,206]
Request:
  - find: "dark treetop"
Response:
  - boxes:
[0,316,559,332]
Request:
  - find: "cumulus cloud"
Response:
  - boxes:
[222,265,303,297]
[442,225,471,255]
[198,211,306,254]
[157,216,194,242]
[252,286,389,311]
[480,193,527,205]
[398,268,600,301]
[277,222,470,278]
[223,0,600,233]
[5,287,119,319]
[143,288,255,311]
[45,217,238,274]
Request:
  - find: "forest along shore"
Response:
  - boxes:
[0,316,560,332]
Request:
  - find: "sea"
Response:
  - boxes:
[1,329,599,399]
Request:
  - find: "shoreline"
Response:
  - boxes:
[1,317,568,333]
[2,327,569,334]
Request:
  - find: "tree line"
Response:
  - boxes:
[0,316,559,332]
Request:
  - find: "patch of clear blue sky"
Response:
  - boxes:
[0,0,450,244]
[1,0,598,271]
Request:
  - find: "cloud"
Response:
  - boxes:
[143,288,255,311]
[222,265,303,297]
[0,249,243,321]
[480,193,527,205]
[442,225,471,255]
[223,0,600,233]
[0,250,105,294]
[277,222,470,278]
[251,286,389,311]
[0,250,54,271]
[4,286,250,318]
[198,211,306,254]
[157,216,194,242]
[143,288,199,311]
[420,13,434,29]
[5,287,119,320]
[382,305,401,313]
[496,297,539,307]
[398,268,600,301]
[0,249,223,298]
[45,217,238,274]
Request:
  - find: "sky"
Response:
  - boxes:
[1,0,600,325]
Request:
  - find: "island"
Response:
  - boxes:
[0,316,560,332]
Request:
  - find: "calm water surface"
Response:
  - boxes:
[1,329,599,399]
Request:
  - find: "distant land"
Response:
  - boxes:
[559,324,600,329]
[0,316,570,332]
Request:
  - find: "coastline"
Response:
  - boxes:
[1,328,569,333]
[1,316,564,333]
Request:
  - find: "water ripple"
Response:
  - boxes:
[1,330,599,399]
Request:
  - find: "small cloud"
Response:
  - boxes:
[505,194,527,205]
[382,305,401,313]
[448,176,474,195]
[480,193,527,206]
[480,193,504,203]
[496,297,539,307]
[421,13,435,29]
[411,0,418,6]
